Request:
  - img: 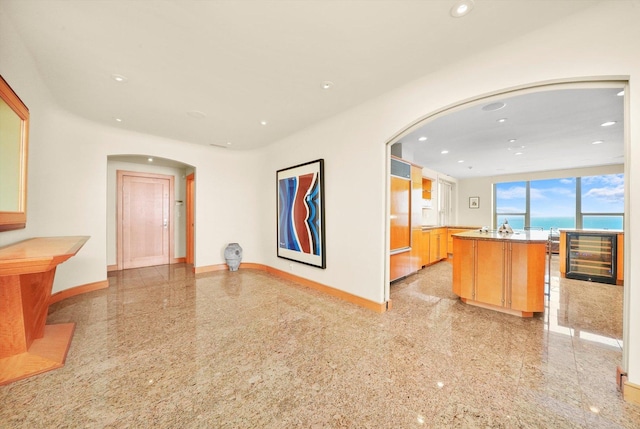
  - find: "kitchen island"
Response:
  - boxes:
[452,230,548,317]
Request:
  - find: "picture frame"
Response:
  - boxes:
[277,159,326,268]
[0,75,29,232]
[469,196,480,209]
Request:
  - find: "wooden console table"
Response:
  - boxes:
[0,236,89,385]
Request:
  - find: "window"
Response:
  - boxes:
[494,174,623,231]
[439,180,453,226]
[495,181,526,230]
[581,174,624,230]
[529,178,576,230]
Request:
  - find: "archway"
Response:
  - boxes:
[385,79,629,371]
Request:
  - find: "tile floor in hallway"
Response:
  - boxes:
[1,258,640,428]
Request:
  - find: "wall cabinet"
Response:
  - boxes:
[453,235,546,317]
[422,177,432,200]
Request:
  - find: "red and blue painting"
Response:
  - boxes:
[277,159,325,268]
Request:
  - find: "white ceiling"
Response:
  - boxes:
[3,0,620,178]
[397,86,624,179]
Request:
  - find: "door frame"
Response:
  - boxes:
[116,170,175,270]
[186,173,195,265]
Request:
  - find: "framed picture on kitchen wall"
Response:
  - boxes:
[469,196,480,209]
[276,159,326,268]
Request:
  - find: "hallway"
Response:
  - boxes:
[1,260,638,428]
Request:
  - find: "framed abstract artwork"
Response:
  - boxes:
[277,159,326,268]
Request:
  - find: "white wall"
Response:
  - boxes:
[0,10,265,292]
[457,164,625,227]
[2,1,640,385]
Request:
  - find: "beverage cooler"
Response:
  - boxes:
[565,232,617,284]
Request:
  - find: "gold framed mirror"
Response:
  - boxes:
[0,75,29,232]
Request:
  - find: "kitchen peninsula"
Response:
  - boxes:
[452,230,548,317]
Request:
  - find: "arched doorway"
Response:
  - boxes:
[107,155,195,271]
[385,79,629,369]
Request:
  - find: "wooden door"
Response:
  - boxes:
[118,171,174,269]
[186,173,195,265]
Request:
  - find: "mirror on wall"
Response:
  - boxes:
[0,75,29,232]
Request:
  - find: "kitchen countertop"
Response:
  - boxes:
[453,230,549,243]
[421,225,480,231]
[559,229,624,235]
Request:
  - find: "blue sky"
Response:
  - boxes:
[496,174,624,217]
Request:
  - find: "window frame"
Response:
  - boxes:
[493,175,624,231]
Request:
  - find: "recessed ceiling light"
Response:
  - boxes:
[441,150,449,154]
[617,90,625,96]
[111,74,128,83]
[482,102,506,112]
[418,136,428,141]
[601,121,616,127]
[148,157,154,162]
[260,120,268,125]
[227,142,232,146]
[514,152,523,156]
[187,110,206,119]
[450,0,474,18]
[508,139,517,143]
[321,81,334,90]
[458,160,464,163]
[497,118,507,123]
[114,117,123,122]
[592,140,604,145]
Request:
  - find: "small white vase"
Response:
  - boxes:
[224,243,243,271]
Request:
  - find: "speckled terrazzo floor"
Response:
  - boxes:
[1,257,639,428]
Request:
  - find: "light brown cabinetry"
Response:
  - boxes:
[390,175,410,251]
[617,234,624,283]
[409,165,424,272]
[421,230,431,267]
[447,228,477,255]
[390,159,424,281]
[390,251,412,282]
[429,228,447,263]
[422,177,432,200]
[452,232,546,317]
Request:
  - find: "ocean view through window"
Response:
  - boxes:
[495,174,624,231]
